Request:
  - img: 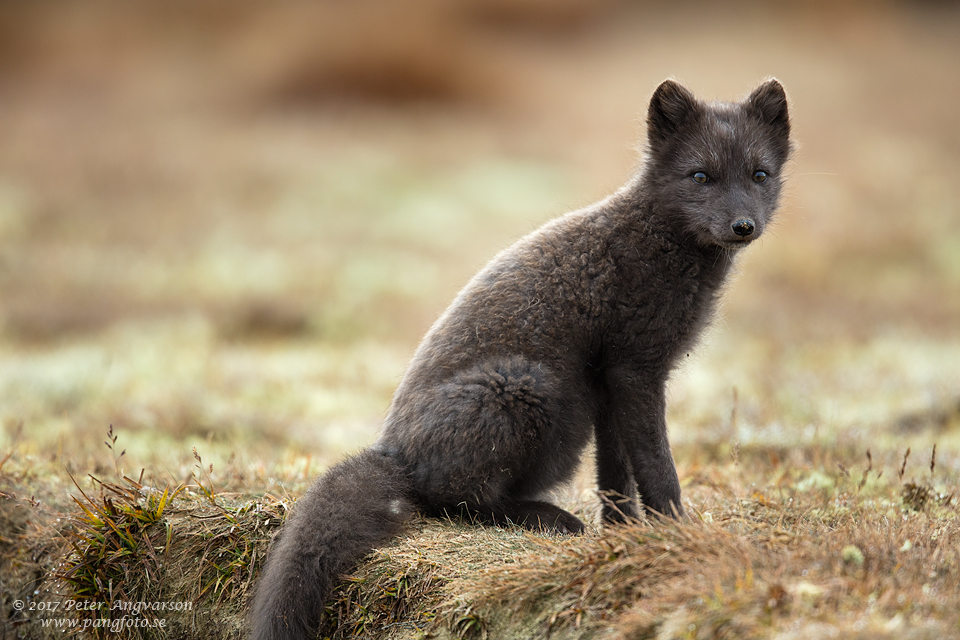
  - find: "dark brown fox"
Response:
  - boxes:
[250,79,792,640]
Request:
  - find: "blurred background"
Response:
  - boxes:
[1,0,958,485]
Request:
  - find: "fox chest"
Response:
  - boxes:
[608,258,725,366]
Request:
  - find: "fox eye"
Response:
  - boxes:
[692,172,710,184]
[752,170,768,183]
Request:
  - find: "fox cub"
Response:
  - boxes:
[251,79,792,640]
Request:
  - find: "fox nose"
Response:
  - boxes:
[732,219,755,237]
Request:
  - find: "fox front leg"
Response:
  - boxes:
[601,368,683,519]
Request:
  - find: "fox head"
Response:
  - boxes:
[642,79,792,250]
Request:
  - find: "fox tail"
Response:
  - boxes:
[250,448,413,640]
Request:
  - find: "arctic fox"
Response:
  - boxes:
[250,79,792,640]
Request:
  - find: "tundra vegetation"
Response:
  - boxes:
[1,2,959,638]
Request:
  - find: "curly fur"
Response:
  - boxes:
[250,79,792,640]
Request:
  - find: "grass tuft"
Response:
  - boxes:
[32,429,288,638]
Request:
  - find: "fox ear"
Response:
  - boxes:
[647,79,699,145]
[747,79,789,129]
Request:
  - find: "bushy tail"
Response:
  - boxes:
[250,449,413,640]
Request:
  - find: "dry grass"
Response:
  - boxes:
[2,1,960,638]
[316,441,960,639]
[5,433,959,639]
